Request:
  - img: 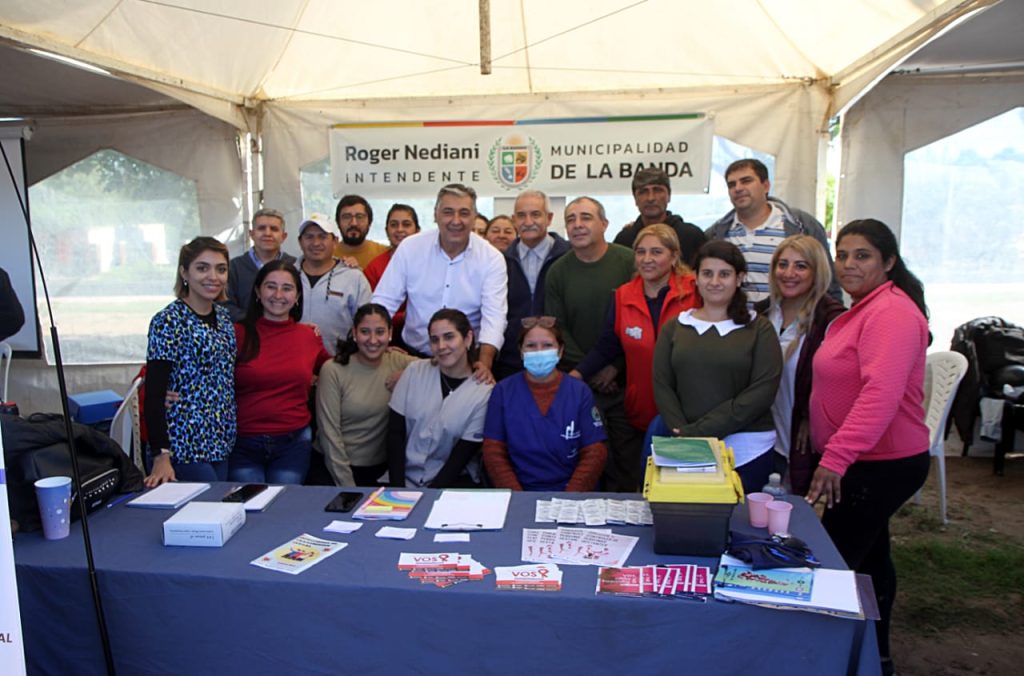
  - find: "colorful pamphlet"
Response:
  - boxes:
[714,564,813,601]
[495,564,562,591]
[596,564,712,598]
[250,533,347,575]
[351,487,423,521]
[713,555,863,618]
[397,552,490,588]
[521,527,638,568]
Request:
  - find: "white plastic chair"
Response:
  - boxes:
[0,341,12,403]
[916,351,968,524]
[110,375,145,473]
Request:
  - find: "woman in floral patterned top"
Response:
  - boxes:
[143,236,237,487]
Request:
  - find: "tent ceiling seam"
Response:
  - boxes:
[518,0,532,93]
[248,0,311,101]
[0,31,244,106]
[74,0,124,48]
[136,0,473,67]
[490,0,648,64]
[753,0,825,81]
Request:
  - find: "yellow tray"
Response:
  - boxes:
[642,438,745,505]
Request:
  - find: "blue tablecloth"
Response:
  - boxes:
[14,485,880,675]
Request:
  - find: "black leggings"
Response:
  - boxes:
[821,451,930,660]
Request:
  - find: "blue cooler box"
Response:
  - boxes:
[67,390,123,424]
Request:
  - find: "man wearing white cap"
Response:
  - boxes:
[297,214,372,355]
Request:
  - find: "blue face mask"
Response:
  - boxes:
[523,349,560,378]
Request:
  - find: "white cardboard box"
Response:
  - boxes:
[163,501,245,547]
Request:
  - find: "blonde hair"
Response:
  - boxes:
[632,224,690,277]
[768,235,831,360]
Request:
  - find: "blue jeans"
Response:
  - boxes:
[641,415,775,495]
[229,427,312,485]
[172,459,228,482]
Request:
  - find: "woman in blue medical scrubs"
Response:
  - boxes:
[482,316,608,491]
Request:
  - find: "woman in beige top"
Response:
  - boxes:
[316,303,417,486]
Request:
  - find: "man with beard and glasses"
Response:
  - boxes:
[332,194,390,269]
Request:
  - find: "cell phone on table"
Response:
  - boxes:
[325,491,364,513]
[222,484,268,503]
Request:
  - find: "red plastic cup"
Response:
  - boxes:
[747,492,774,528]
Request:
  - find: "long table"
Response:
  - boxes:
[14,485,880,675]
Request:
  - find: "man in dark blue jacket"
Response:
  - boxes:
[494,190,570,380]
[613,167,705,267]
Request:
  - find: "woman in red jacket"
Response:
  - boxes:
[572,224,700,491]
[231,260,330,484]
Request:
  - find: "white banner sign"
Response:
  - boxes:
[0,418,28,674]
[330,114,713,199]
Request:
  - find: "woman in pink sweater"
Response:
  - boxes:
[806,219,930,676]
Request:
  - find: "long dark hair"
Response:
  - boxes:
[428,308,479,366]
[694,240,750,325]
[175,236,229,300]
[238,260,303,363]
[837,219,928,320]
[334,303,393,365]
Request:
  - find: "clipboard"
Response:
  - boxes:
[424,489,512,531]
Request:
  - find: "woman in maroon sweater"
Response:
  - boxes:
[753,235,845,495]
[230,260,330,484]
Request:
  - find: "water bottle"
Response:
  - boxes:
[761,472,787,497]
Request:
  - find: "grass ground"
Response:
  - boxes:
[888,452,1024,675]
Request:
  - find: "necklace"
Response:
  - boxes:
[439,371,466,398]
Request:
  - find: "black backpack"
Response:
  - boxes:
[2,413,144,532]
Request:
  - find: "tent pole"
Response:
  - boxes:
[479,0,492,75]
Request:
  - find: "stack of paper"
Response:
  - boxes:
[495,564,563,592]
[535,498,653,526]
[521,527,638,568]
[596,564,712,598]
[250,533,347,575]
[351,487,423,521]
[397,552,490,588]
[128,482,210,509]
[712,554,863,618]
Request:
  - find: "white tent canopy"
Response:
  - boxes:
[0,0,1016,413]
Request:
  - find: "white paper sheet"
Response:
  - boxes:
[424,489,511,530]
[324,520,363,534]
[434,533,471,543]
[244,486,284,512]
[128,482,210,509]
[375,526,417,540]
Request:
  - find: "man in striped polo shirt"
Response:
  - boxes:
[706,159,841,302]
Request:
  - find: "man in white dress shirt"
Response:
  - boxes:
[373,183,508,382]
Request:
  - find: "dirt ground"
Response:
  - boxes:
[889,447,1024,676]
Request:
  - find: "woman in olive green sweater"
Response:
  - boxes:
[652,240,782,494]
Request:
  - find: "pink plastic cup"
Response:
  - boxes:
[766,501,794,535]
[747,492,774,528]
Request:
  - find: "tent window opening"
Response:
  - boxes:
[901,107,1024,352]
[29,149,201,365]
